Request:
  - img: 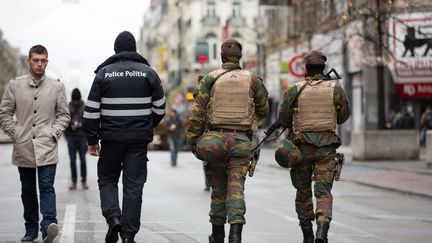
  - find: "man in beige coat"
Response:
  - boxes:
[0,45,70,243]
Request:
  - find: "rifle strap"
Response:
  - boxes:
[292,81,310,108]
[214,69,233,82]
[251,80,309,152]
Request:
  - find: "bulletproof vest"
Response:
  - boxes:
[292,80,336,133]
[207,69,255,131]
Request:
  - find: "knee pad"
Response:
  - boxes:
[196,132,227,163]
[275,138,303,168]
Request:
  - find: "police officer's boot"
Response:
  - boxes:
[208,224,224,243]
[228,223,243,243]
[105,216,121,243]
[315,222,330,243]
[300,222,314,243]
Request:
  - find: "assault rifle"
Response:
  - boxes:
[248,122,284,177]
[333,153,345,181]
[323,68,342,80]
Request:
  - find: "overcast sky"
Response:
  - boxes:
[0,0,149,99]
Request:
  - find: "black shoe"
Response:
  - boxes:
[42,223,59,243]
[122,238,136,243]
[315,222,330,243]
[228,224,243,243]
[21,228,38,242]
[106,216,121,243]
[300,222,314,243]
[208,224,224,243]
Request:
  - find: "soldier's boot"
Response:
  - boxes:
[315,222,330,243]
[208,224,224,243]
[300,222,314,243]
[228,223,243,243]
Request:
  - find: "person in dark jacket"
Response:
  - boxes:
[84,31,166,243]
[65,88,88,190]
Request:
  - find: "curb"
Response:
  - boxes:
[342,178,432,199]
[347,160,432,176]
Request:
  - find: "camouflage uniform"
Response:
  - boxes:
[278,74,351,224]
[277,73,350,225]
[187,61,269,225]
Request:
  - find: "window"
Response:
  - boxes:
[206,33,218,62]
[207,1,216,17]
[232,2,241,17]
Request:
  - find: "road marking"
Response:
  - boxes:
[60,204,76,243]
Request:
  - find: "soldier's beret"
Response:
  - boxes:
[304,50,327,65]
[221,38,242,59]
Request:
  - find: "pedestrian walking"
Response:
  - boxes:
[0,44,70,243]
[165,108,183,167]
[84,31,166,243]
[65,88,88,190]
[420,106,432,146]
[272,50,350,243]
[392,106,415,129]
[187,38,269,243]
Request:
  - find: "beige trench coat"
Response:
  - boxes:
[0,74,70,167]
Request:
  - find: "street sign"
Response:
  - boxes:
[288,54,306,78]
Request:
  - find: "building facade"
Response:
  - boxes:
[259,0,432,145]
[0,29,27,142]
[138,0,262,116]
[0,30,26,98]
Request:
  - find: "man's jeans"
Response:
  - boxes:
[67,135,88,182]
[18,164,57,234]
[168,136,182,166]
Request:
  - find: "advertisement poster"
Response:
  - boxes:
[388,12,432,98]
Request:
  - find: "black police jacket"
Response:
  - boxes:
[84,52,166,145]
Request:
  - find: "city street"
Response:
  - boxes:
[0,140,431,243]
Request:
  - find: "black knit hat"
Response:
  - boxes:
[71,88,81,101]
[114,31,137,53]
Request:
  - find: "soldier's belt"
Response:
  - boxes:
[209,128,253,140]
[210,128,247,134]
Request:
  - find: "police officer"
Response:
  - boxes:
[84,31,166,243]
[187,38,269,243]
[274,50,350,243]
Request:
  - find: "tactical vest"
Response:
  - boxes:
[292,80,336,133]
[207,69,255,131]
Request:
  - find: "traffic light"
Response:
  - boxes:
[195,40,209,63]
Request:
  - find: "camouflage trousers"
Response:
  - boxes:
[196,131,251,225]
[290,144,336,224]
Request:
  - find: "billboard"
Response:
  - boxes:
[388,12,432,98]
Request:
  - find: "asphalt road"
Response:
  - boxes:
[0,140,431,243]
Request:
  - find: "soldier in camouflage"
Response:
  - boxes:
[187,38,269,243]
[275,50,350,243]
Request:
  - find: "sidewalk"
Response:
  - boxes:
[337,146,432,197]
[259,146,432,198]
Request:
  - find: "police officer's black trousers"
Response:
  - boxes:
[97,142,148,239]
